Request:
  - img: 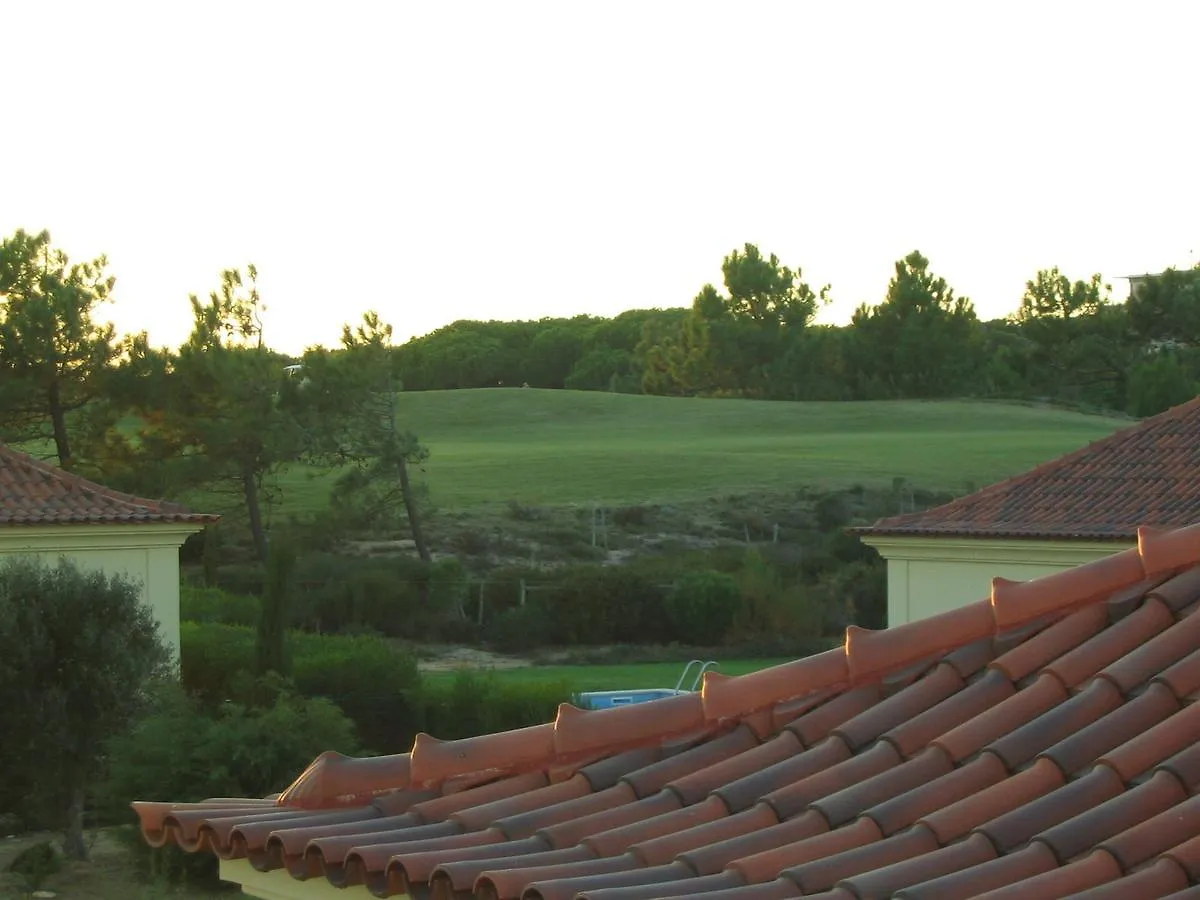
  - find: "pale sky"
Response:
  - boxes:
[4,1,1197,356]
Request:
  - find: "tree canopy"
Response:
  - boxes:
[0,229,122,468]
[0,556,171,859]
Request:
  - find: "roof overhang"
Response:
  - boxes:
[0,521,210,552]
[858,532,1135,566]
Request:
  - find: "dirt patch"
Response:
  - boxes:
[417,647,531,672]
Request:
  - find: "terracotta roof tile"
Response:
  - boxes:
[858,397,1200,540]
[0,443,217,526]
[134,521,1200,898]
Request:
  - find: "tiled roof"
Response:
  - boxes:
[858,396,1200,540]
[0,444,217,526]
[135,523,1200,899]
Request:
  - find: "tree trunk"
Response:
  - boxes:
[48,381,73,470]
[396,456,431,563]
[242,465,269,562]
[63,786,87,861]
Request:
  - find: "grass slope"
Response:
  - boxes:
[270,389,1132,512]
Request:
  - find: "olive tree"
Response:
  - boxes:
[0,556,171,859]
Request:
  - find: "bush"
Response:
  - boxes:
[180,584,261,626]
[292,552,430,638]
[420,670,571,741]
[1127,351,1199,417]
[213,562,267,596]
[7,841,62,891]
[730,552,823,642]
[180,623,425,754]
[816,557,887,631]
[179,622,256,706]
[290,632,423,754]
[546,566,671,645]
[0,556,171,853]
[99,679,358,885]
[484,602,557,654]
[665,571,741,646]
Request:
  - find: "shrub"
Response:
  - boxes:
[611,505,654,527]
[420,670,571,741]
[1127,351,1199,417]
[816,557,887,631]
[484,602,556,654]
[99,679,358,885]
[293,552,429,638]
[180,584,261,626]
[0,556,171,856]
[665,571,741,646]
[730,552,823,642]
[7,841,62,891]
[547,566,670,644]
[179,622,256,706]
[180,623,424,753]
[213,561,266,596]
[290,632,423,754]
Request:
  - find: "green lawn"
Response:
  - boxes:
[422,659,794,691]
[257,390,1132,513]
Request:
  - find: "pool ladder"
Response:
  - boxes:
[675,659,719,692]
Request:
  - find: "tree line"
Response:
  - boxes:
[393,245,1200,416]
[3,228,1199,558]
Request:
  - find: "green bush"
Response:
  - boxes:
[180,584,261,626]
[1126,351,1199,417]
[290,632,423,755]
[420,670,571,741]
[484,602,556,654]
[213,562,266,597]
[180,623,424,754]
[731,552,824,642]
[179,622,256,706]
[293,552,431,638]
[99,679,358,885]
[665,570,741,645]
[546,566,671,645]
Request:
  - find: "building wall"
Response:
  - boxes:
[860,535,1133,626]
[0,523,200,659]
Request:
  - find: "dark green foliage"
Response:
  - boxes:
[731,552,824,642]
[201,524,222,586]
[547,566,671,645]
[293,553,429,637]
[179,623,423,753]
[484,602,557,654]
[98,679,357,886]
[0,228,121,469]
[7,840,62,890]
[257,540,297,677]
[1127,265,1200,347]
[289,632,423,754]
[211,561,267,596]
[178,622,256,705]
[847,251,981,399]
[420,670,572,741]
[665,571,741,646]
[0,556,171,856]
[180,583,261,626]
[1126,351,1199,417]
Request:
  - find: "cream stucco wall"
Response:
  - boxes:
[220,860,358,899]
[0,523,201,659]
[860,535,1134,626]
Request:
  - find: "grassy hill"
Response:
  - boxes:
[272,389,1133,512]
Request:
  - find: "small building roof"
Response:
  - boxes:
[857,396,1200,541]
[0,443,218,526]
